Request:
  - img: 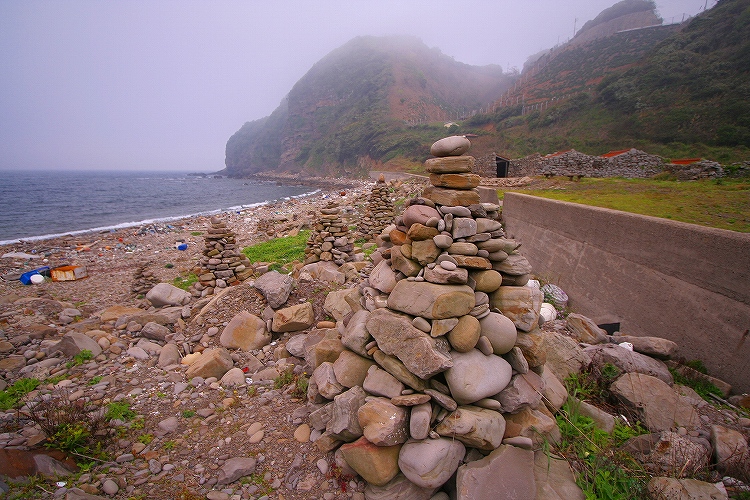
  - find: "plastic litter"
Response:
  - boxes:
[30,274,44,285]
[19,266,50,285]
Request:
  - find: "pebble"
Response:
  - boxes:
[102,479,119,495]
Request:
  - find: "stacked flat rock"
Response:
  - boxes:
[300,137,561,498]
[423,135,481,207]
[304,202,355,265]
[131,261,159,297]
[358,177,394,241]
[193,217,253,297]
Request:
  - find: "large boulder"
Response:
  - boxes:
[584,344,673,384]
[146,283,191,307]
[272,302,315,333]
[220,311,271,351]
[53,332,102,358]
[253,271,294,308]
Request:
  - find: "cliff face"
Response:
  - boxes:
[224,36,514,178]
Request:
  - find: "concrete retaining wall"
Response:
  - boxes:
[502,192,750,393]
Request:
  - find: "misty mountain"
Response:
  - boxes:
[225,36,514,177]
[225,0,750,178]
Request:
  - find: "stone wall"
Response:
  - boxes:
[507,149,665,179]
[501,192,750,393]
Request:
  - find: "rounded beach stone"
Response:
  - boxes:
[403,205,441,228]
[447,315,481,353]
[430,136,471,157]
[479,312,517,355]
[471,270,503,293]
[398,438,465,488]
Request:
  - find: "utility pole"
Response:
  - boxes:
[573,17,577,36]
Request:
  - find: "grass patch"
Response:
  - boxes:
[242,230,311,271]
[66,349,94,368]
[506,177,750,232]
[0,378,40,410]
[172,273,198,291]
[105,400,136,422]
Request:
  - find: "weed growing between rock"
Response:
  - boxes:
[25,389,108,459]
[0,377,40,410]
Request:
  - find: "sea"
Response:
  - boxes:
[0,169,319,245]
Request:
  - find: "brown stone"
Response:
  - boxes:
[429,173,481,189]
[425,156,475,173]
[423,186,480,206]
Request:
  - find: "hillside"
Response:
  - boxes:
[225,0,750,179]
[462,0,750,164]
[225,36,514,178]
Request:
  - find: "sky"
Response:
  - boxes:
[0,0,714,172]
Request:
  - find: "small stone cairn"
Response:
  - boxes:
[358,175,395,241]
[193,217,253,297]
[304,136,562,497]
[304,202,356,265]
[130,261,159,297]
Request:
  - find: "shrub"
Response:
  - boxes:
[0,378,40,410]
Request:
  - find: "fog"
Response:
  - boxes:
[0,1,711,171]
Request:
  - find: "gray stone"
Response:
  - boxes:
[423,264,468,285]
[342,309,372,357]
[540,330,590,382]
[373,350,429,391]
[363,365,405,399]
[451,217,477,239]
[430,135,471,157]
[445,349,512,405]
[312,361,345,400]
[398,438,465,488]
[53,332,103,358]
[157,416,179,433]
[479,312,517,355]
[491,253,532,275]
[327,386,367,442]
[584,343,673,384]
[387,281,475,320]
[367,309,453,379]
[534,450,585,500]
[611,333,678,359]
[433,234,453,249]
[333,350,375,388]
[158,343,181,367]
[369,259,398,294]
[409,402,432,440]
[324,288,361,322]
[403,204,442,228]
[493,371,545,414]
[647,477,728,500]
[456,445,536,500]
[566,313,608,344]
[710,424,749,474]
[146,283,191,307]
[220,367,246,387]
[253,270,294,308]
[610,373,700,432]
[140,321,170,341]
[216,456,257,485]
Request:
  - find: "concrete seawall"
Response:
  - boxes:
[502,192,750,393]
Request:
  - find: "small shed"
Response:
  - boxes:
[495,155,510,178]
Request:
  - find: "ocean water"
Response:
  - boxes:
[0,170,317,244]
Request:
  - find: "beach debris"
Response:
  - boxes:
[50,265,88,282]
[1,252,41,260]
[19,266,50,285]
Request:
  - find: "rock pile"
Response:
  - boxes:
[358,176,395,241]
[192,217,253,297]
[130,261,159,297]
[305,202,356,265]
[298,136,571,497]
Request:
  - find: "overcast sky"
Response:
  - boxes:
[0,1,712,171]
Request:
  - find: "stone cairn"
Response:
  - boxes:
[304,136,559,497]
[131,261,159,297]
[304,202,356,265]
[358,175,395,241]
[192,216,253,297]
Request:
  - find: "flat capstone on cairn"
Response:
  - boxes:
[357,174,395,242]
[191,216,253,297]
[302,135,569,498]
[304,201,356,265]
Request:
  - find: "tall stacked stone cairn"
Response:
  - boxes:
[304,201,356,265]
[192,216,253,297]
[358,174,395,241]
[302,136,574,498]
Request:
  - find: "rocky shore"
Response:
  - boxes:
[0,154,748,500]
